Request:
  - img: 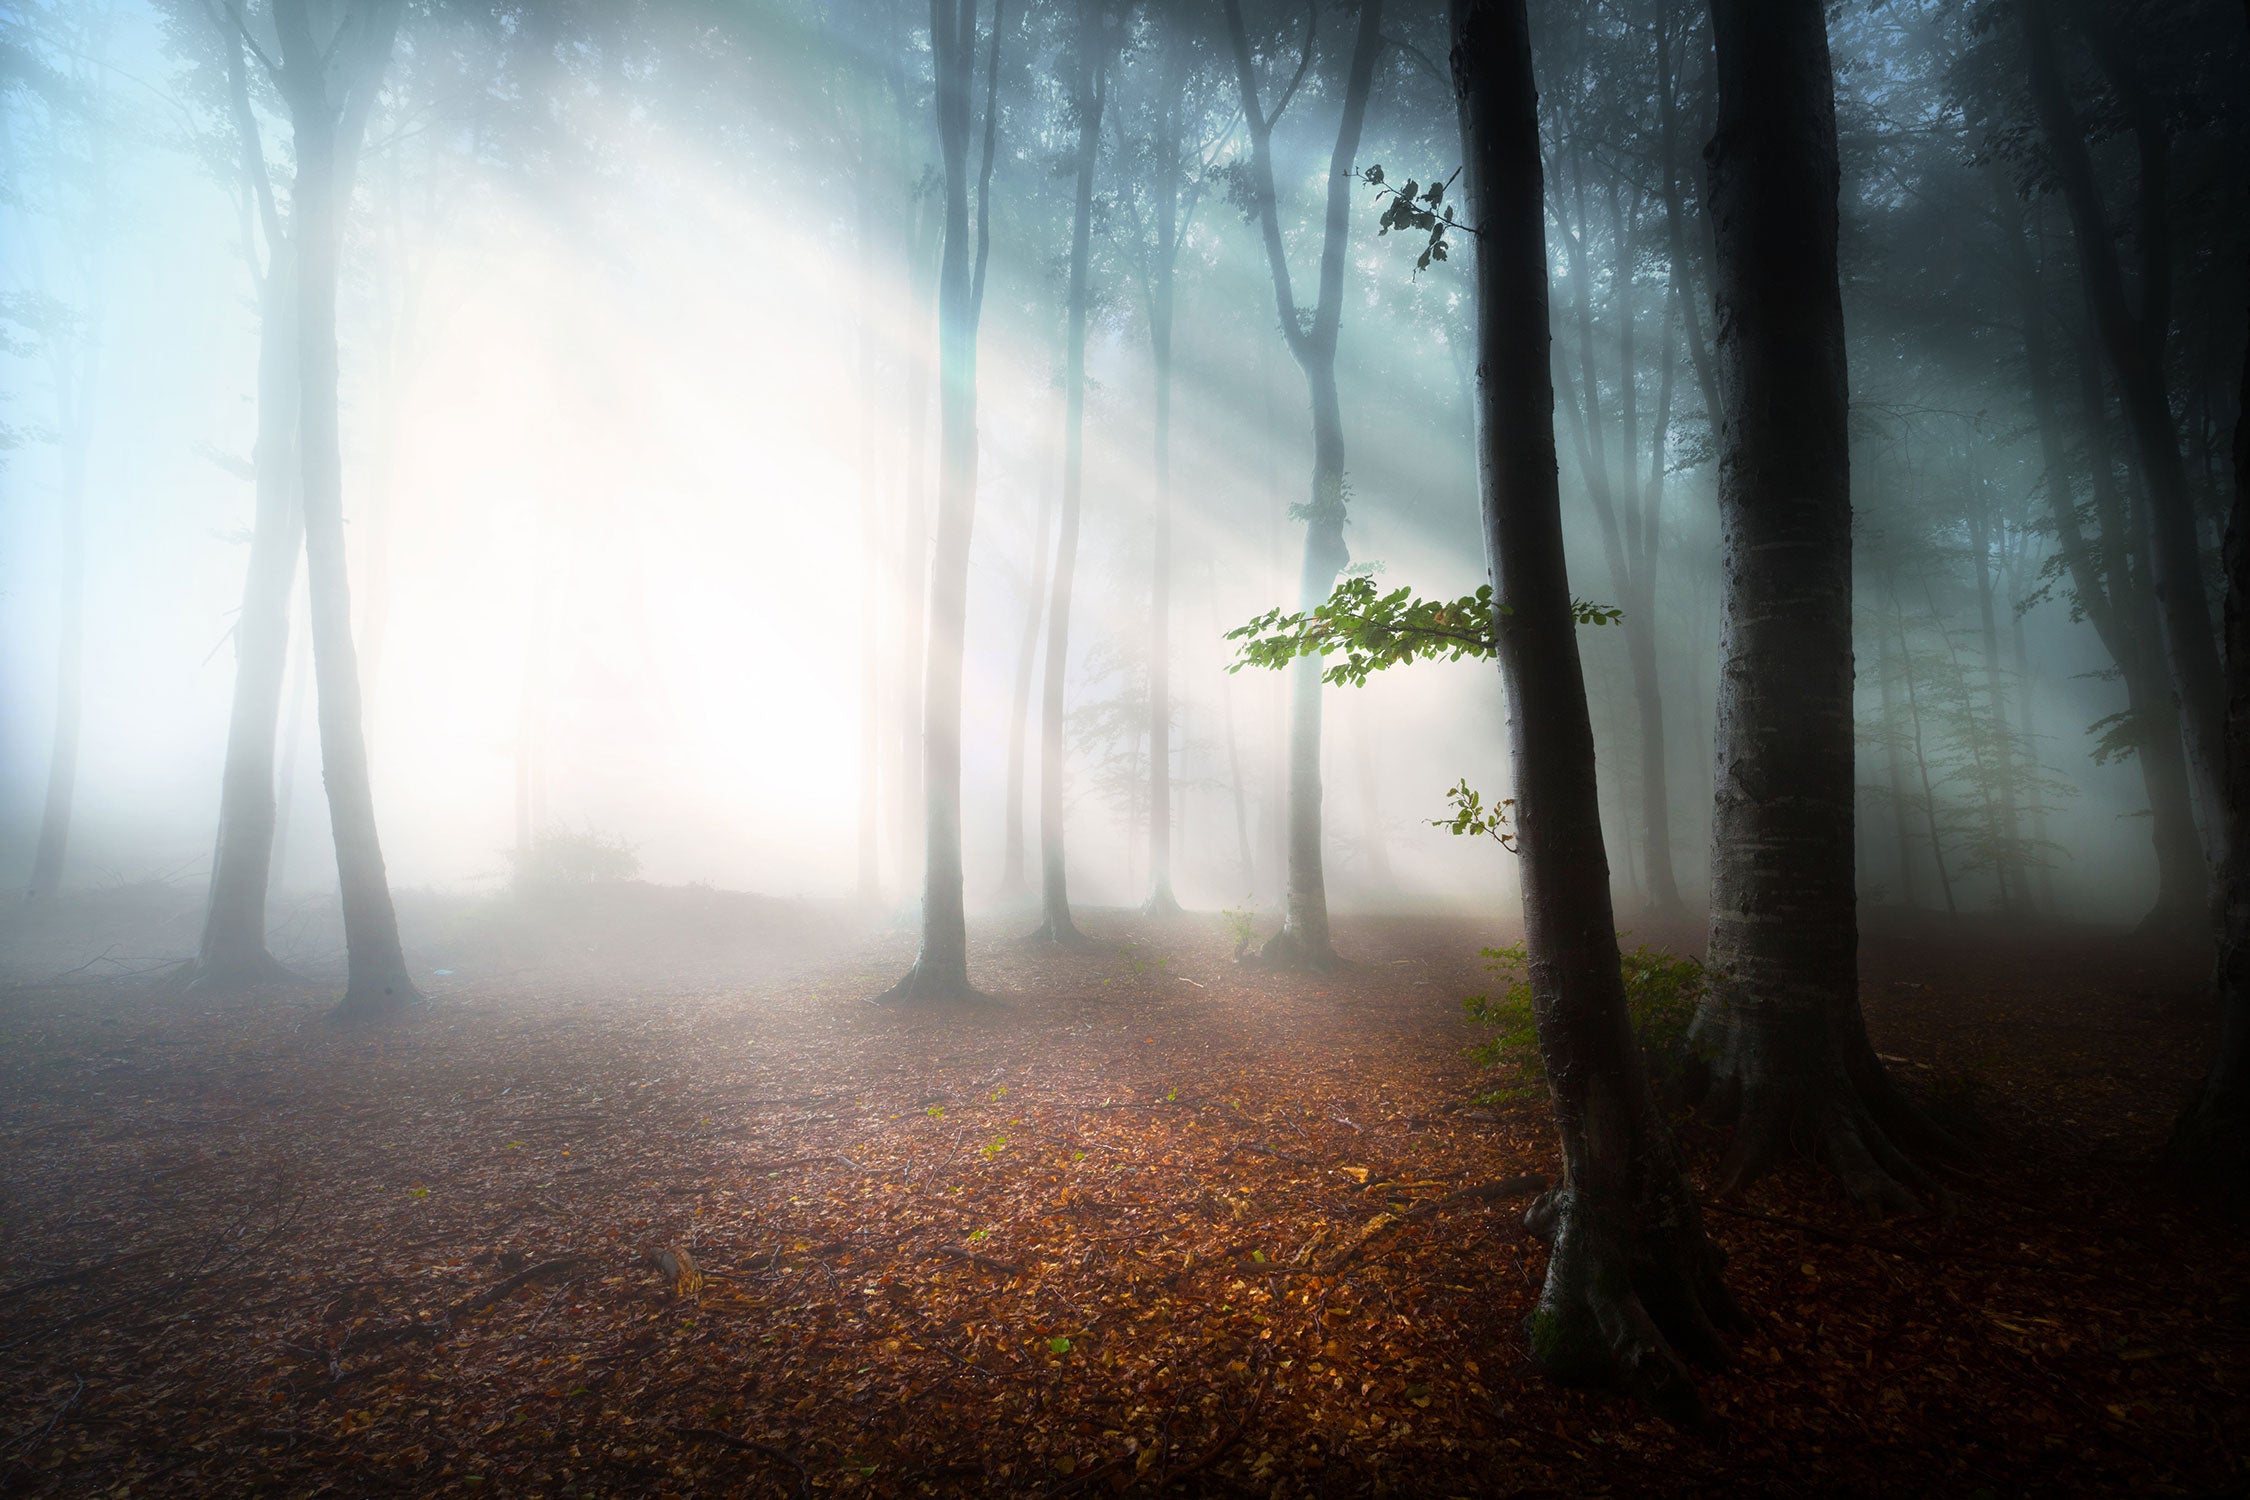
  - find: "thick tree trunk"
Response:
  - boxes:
[189,254,302,987]
[1028,1,1104,946]
[1696,0,1954,1211]
[1454,0,1736,1417]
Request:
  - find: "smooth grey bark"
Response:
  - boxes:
[1453,0,1736,1419]
[273,0,414,1022]
[1029,0,1107,946]
[1223,0,1384,967]
[1695,0,1954,1211]
[2021,0,2226,867]
[879,0,1001,1001]
[189,20,301,988]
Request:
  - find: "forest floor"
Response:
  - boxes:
[0,886,2243,1498]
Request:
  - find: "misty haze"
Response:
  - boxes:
[0,0,2245,1493]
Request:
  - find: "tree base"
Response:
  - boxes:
[1523,1183,1738,1424]
[2166,1085,2250,1212]
[1020,913,1088,947]
[1249,925,1338,972]
[869,962,990,1008]
[178,945,301,997]
[1693,1012,1966,1216]
[1141,886,1183,918]
[329,968,424,1025]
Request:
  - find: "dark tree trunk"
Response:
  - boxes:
[1695,0,1954,1211]
[2166,85,2248,1194]
[276,0,413,1023]
[1028,0,1106,946]
[2021,0,2226,863]
[1453,0,1736,1418]
[881,0,1000,1001]
[1224,0,1383,968]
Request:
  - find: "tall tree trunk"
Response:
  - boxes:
[190,253,302,985]
[1453,0,1736,1417]
[1000,477,1054,900]
[276,0,414,1021]
[1224,0,1384,968]
[881,0,1000,1001]
[1143,125,1181,914]
[1875,606,1922,909]
[1893,598,1959,914]
[1029,0,1105,946]
[855,152,885,907]
[1967,474,2026,910]
[2021,0,2226,862]
[26,344,90,903]
[894,189,936,895]
[1695,0,1955,1211]
[2166,170,2248,1196]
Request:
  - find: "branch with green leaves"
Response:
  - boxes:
[1360,164,1473,274]
[1225,575,1623,688]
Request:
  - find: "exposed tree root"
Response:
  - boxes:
[1522,1181,1739,1426]
[1019,913,1089,948]
[1693,1004,1970,1217]
[868,963,991,1008]
[1251,925,1338,972]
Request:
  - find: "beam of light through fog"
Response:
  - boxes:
[0,0,2195,923]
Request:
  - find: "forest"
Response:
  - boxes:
[0,0,2245,1492]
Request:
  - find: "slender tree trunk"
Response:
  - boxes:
[1029,0,1106,945]
[1876,608,1922,909]
[881,0,999,1001]
[190,252,302,985]
[26,319,93,901]
[894,194,935,895]
[1893,600,1958,914]
[1224,0,1383,967]
[1000,475,1055,900]
[2009,583,2056,913]
[1144,272,1180,914]
[2021,0,2226,861]
[1967,476,2026,910]
[277,0,414,1021]
[1695,0,1955,1211]
[2166,185,2248,1195]
[1453,0,1737,1417]
[855,156,884,907]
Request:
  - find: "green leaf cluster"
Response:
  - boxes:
[1462,941,1706,1104]
[1225,576,1622,689]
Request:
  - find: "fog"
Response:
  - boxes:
[1,0,2240,932]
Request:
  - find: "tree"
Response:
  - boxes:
[185,5,302,989]
[1692,0,1957,1211]
[2019,0,2226,865]
[1221,0,1384,968]
[878,0,1003,1002]
[1451,0,1735,1416]
[266,0,415,1021]
[1027,0,1112,946]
